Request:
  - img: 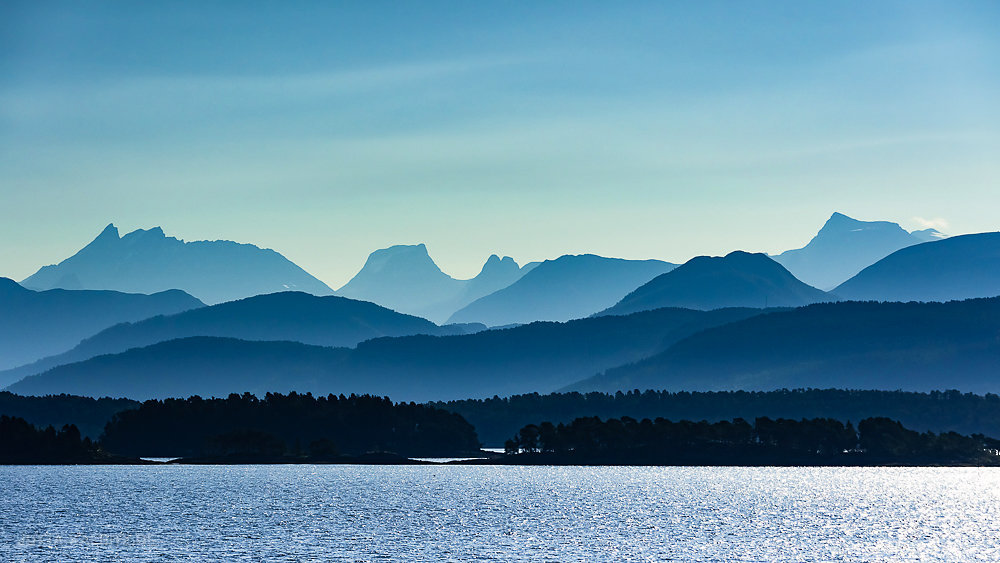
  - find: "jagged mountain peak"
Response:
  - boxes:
[773,212,925,290]
[19,223,334,304]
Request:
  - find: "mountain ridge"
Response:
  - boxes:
[21,224,335,305]
[447,254,676,326]
[598,251,831,316]
[0,278,204,374]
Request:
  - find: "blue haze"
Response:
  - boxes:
[2,2,999,286]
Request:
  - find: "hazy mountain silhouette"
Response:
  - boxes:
[834,232,1000,302]
[336,244,533,323]
[0,277,202,374]
[598,251,831,316]
[5,307,769,401]
[0,291,466,386]
[20,224,334,304]
[447,255,676,326]
[773,212,937,290]
[910,228,947,243]
[571,298,1000,395]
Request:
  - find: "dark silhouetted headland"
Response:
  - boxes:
[100,392,481,460]
[496,415,1000,466]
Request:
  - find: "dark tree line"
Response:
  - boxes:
[100,391,481,459]
[0,415,108,464]
[0,391,139,439]
[436,388,1000,446]
[503,415,1000,465]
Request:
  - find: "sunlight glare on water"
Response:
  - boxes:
[1,465,999,562]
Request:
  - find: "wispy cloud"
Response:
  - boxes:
[0,56,531,122]
[912,217,949,231]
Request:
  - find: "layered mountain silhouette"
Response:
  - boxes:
[598,251,831,316]
[20,224,334,304]
[0,277,202,374]
[447,255,676,326]
[773,212,943,290]
[570,298,1000,395]
[0,291,475,387]
[5,306,769,401]
[336,244,535,323]
[834,232,1000,302]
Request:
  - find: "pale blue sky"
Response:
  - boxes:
[2,1,998,286]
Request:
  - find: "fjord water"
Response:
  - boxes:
[3,466,999,562]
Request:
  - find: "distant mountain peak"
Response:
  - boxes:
[20,224,334,304]
[598,250,829,316]
[910,228,948,242]
[773,212,924,290]
[477,254,519,278]
[98,223,120,239]
[347,243,446,279]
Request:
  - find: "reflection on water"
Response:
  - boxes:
[2,465,999,561]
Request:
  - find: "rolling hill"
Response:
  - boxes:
[5,306,768,401]
[0,291,468,385]
[572,298,1000,395]
[0,277,203,375]
[833,232,1000,302]
[598,251,831,316]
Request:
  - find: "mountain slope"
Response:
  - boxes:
[0,291,455,385]
[21,224,334,304]
[447,254,676,326]
[6,306,769,401]
[773,212,929,290]
[599,251,831,316]
[0,277,203,375]
[833,232,1000,302]
[571,298,1000,395]
[336,245,532,323]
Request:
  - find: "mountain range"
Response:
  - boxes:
[572,298,1000,395]
[0,277,203,372]
[447,254,676,326]
[833,232,1000,302]
[773,212,944,290]
[5,306,769,401]
[20,224,335,305]
[0,291,480,388]
[598,251,831,316]
[336,244,535,323]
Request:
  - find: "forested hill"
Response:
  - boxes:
[8,307,770,401]
[0,291,453,385]
[499,415,1000,466]
[572,298,1000,395]
[100,392,481,459]
[0,391,139,439]
[437,389,1000,446]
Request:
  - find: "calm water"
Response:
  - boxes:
[2,465,999,562]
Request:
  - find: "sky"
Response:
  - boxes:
[2,1,999,287]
